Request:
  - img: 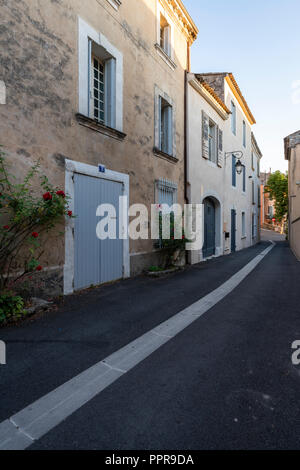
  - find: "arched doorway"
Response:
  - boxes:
[203,197,216,258]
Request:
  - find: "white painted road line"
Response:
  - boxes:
[0,243,275,450]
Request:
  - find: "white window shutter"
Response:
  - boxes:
[104,57,116,128]
[202,111,209,159]
[217,128,223,167]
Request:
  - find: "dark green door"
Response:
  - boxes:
[203,198,216,258]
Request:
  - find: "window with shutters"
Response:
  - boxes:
[154,87,175,159]
[78,18,123,132]
[242,212,246,238]
[160,97,173,155]
[252,180,255,204]
[231,101,236,135]
[202,112,223,168]
[89,44,116,128]
[155,2,175,69]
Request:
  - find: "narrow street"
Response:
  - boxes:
[1,238,300,450]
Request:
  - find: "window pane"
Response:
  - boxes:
[93,57,105,124]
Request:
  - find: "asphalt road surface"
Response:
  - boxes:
[1,240,300,450]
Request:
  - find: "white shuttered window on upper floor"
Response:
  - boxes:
[202,111,223,167]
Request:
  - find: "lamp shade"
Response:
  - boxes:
[235,159,243,175]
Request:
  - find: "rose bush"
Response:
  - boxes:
[0,146,73,301]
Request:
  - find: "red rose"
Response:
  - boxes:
[3,225,9,230]
[43,192,52,201]
[36,265,43,272]
[67,211,73,217]
[182,235,185,240]
[32,232,39,238]
[56,190,66,198]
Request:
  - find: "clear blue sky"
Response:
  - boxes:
[184,0,300,173]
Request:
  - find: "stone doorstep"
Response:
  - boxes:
[145,267,183,278]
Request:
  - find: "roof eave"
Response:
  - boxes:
[226,74,256,125]
[188,74,230,120]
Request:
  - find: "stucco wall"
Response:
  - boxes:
[0,0,191,292]
[187,76,260,263]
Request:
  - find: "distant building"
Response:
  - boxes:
[285,130,300,260]
[260,171,274,227]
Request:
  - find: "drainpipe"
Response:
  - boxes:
[184,42,190,205]
[184,70,189,205]
[184,44,190,265]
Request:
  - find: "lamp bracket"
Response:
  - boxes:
[225,151,244,160]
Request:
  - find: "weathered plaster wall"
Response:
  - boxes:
[0,0,190,291]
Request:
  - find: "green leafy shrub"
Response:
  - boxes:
[155,211,186,268]
[0,292,27,325]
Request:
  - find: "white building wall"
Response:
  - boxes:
[187,83,226,264]
[188,77,259,264]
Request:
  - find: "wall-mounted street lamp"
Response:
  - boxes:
[225,151,244,175]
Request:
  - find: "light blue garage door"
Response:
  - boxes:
[74,173,123,290]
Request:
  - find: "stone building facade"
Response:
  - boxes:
[0,0,198,295]
[285,130,300,260]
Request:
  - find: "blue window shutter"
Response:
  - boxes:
[167,106,173,156]
[158,96,162,150]
[104,58,116,128]
[232,154,236,186]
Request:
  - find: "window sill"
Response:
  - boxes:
[76,113,126,141]
[241,236,247,240]
[153,147,178,164]
[206,159,218,168]
[154,44,177,71]
[106,0,121,10]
